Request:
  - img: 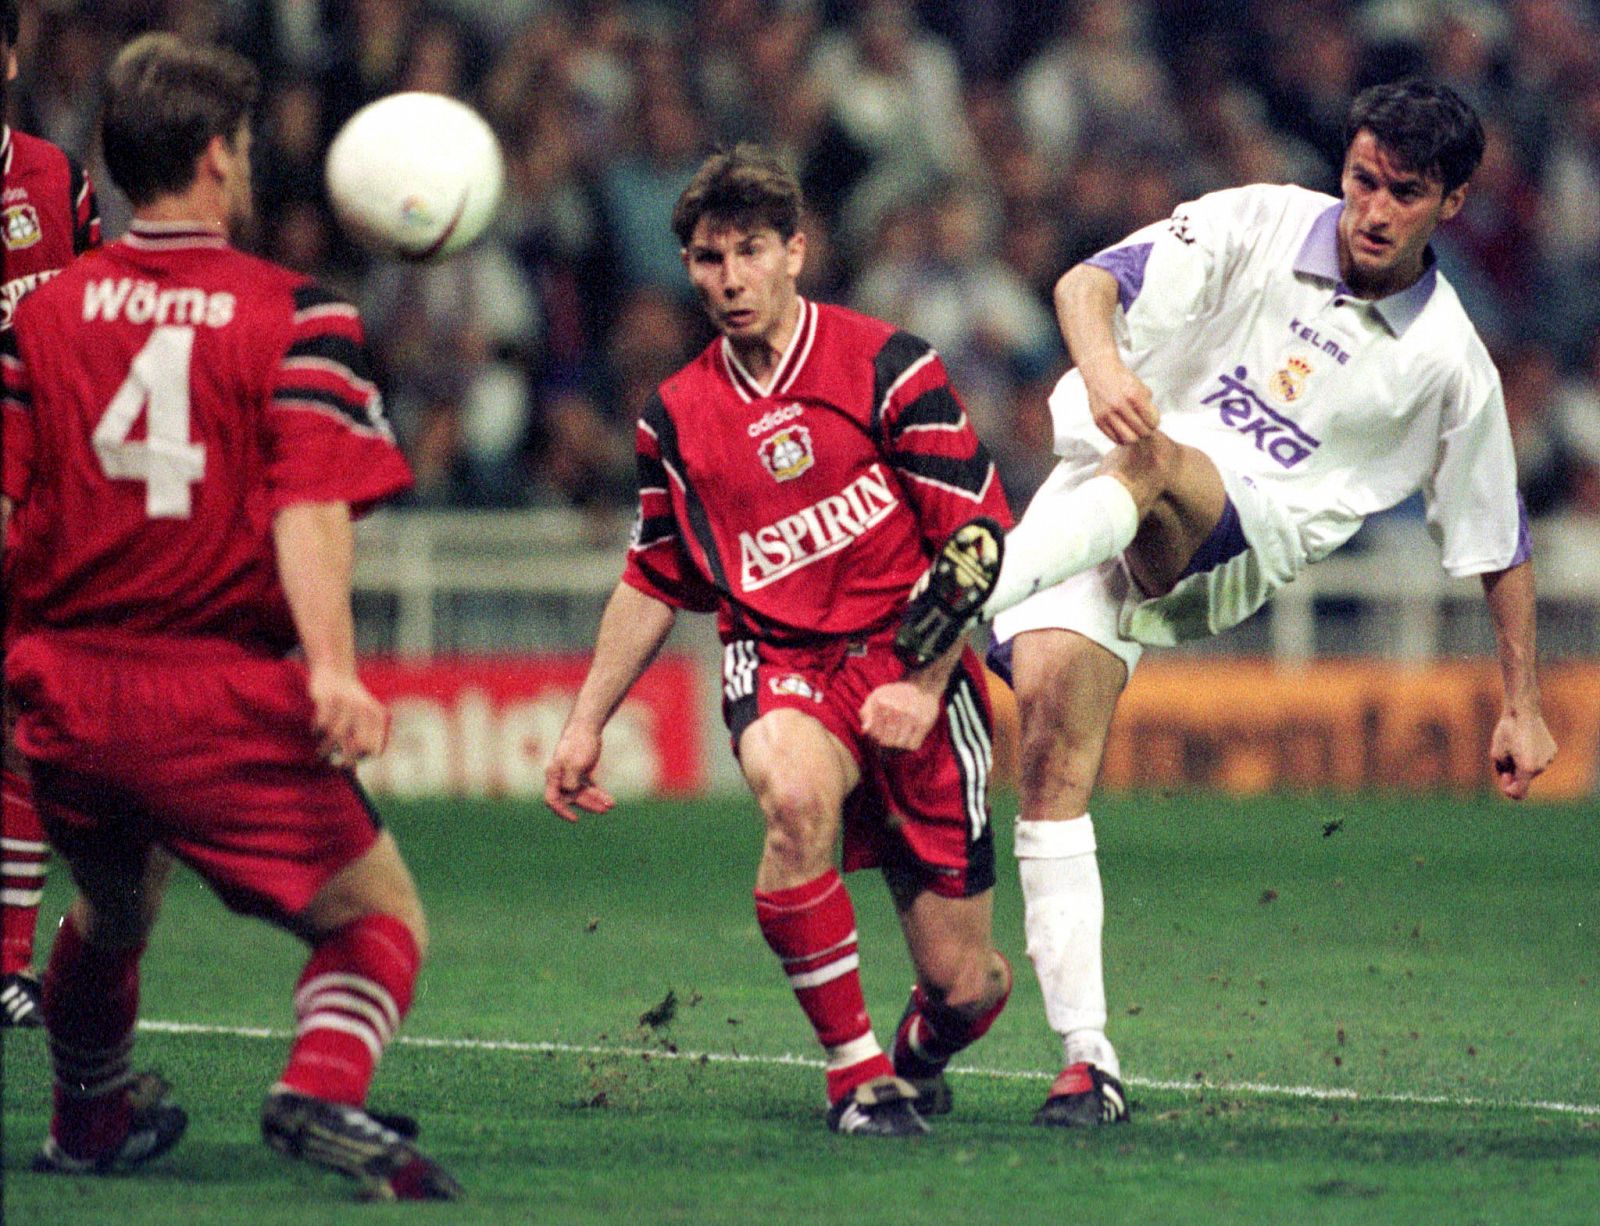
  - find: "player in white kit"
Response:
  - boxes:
[896,78,1557,1127]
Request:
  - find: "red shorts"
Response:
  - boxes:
[722,634,995,898]
[7,632,381,920]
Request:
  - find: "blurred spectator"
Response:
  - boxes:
[601,286,706,428]
[1174,79,1326,194]
[529,385,635,510]
[1500,340,1578,518]
[599,54,709,300]
[1552,328,1600,513]
[1014,0,1182,172]
[394,12,478,97]
[916,0,1058,84]
[13,8,104,162]
[1413,0,1511,121]
[1430,116,1540,350]
[991,373,1062,510]
[362,241,539,507]
[853,181,1057,441]
[502,86,617,391]
[319,0,426,130]
[805,0,980,254]
[254,76,327,214]
[265,198,339,281]
[520,285,696,508]
[691,0,771,144]
[479,9,577,133]
[228,0,335,76]
[1533,70,1600,365]
[1240,0,1360,184]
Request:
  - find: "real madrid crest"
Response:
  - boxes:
[1268,355,1313,404]
[2,203,42,251]
[759,423,814,482]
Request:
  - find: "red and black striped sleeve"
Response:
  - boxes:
[265,282,412,515]
[67,156,101,254]
[872,331,1013,549]
[620,392,719,612]
[0,324,35,504]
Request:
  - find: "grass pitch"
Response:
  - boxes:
[2,790,1596,1224]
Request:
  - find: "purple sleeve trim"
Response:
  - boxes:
[1085,242,1155,312]
[1510,494,1532,567]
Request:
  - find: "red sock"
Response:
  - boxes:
[279,915,419,1106]
[894,954,1012,1078]
[41,914,143,1159]
[755,869,891,1103]
[2,768,50,976]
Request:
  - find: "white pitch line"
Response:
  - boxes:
[137,1020,1600,1118]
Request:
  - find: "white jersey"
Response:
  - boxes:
[1051,183,1526,577]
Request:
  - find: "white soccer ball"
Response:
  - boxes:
[324,92,505,262]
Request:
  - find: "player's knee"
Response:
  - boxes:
[1112,431,1182,497]
[760,816,832,878]
[1015,726,1097,812]
[756,778,834,855]
[920,945,1007,1016]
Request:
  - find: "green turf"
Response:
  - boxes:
[3,791,1597,1224]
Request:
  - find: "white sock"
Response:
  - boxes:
[983,473,1139,620]
[1015,814,1121,1080]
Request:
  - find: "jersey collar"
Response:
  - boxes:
[1,126,12,177]
[123,218,231,251]
[1294,203,1436,336]
[720,297,817,402]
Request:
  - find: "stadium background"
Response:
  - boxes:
[18,0,1599,804]
[4,5,1599,1220]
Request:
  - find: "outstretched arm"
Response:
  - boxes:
[1054,263,1159,445]
[274,501,388,766]
[544,582,677,821]
[1481,560,1556,799]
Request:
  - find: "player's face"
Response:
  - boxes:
[682,219,805,348]
[1338,129,1466,298]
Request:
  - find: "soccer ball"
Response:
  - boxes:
[324,92,505,262]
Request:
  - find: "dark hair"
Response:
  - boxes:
[1,0,16,47]
[101,33,260,207]
[671,143,803,247]
[1343,79,1485,194]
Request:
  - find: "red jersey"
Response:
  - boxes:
[1,221,412,655]
[1,125,100,329]
[623,298,1012,643]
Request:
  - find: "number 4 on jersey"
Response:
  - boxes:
[92,325,206,518]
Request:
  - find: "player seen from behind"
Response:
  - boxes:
[0,33,459,1199]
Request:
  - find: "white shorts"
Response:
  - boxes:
[990,453,1305,677]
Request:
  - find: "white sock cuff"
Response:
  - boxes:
[982,472,1141,621]
[1083,474,1141,554]
[1014,815,1096,859]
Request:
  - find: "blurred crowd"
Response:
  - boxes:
[9,0,1600,519]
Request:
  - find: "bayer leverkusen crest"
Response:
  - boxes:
[2,203,42,251]
[759,424,814,482]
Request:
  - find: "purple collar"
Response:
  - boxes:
[1294,203,1436,336]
